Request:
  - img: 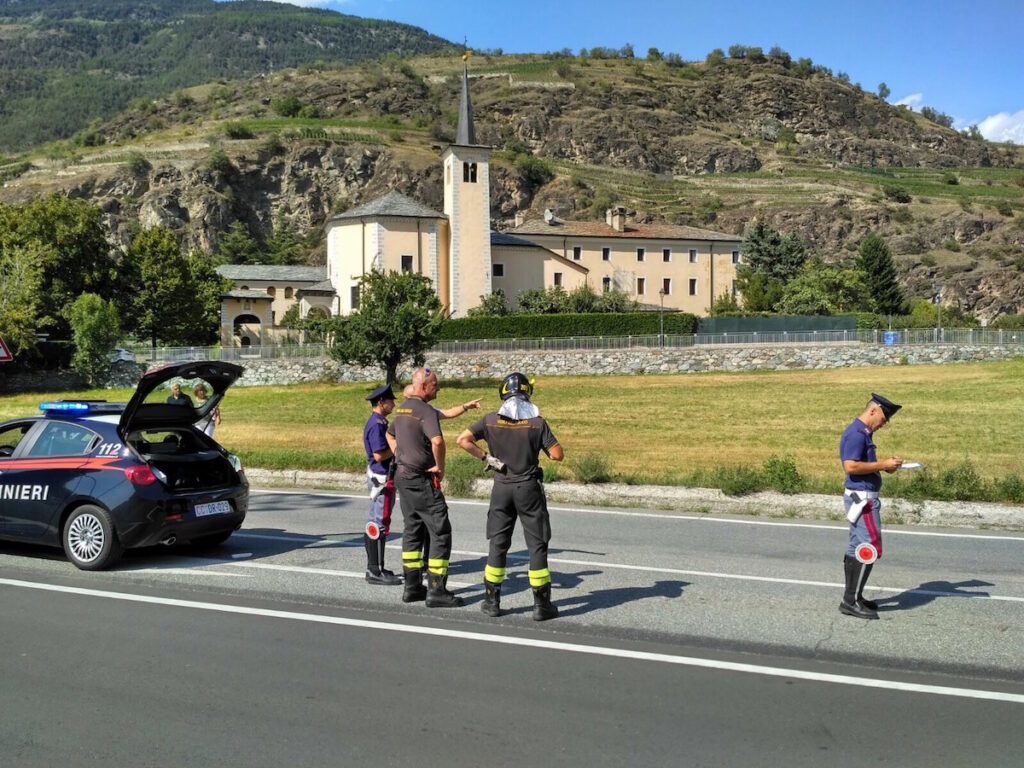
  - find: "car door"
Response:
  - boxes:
[1,419,102,542]
[0,420,38,534]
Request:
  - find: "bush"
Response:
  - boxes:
[573,452,611,483]
[994,200,1013,217]
[223,122,254,140]
[443,455,481,498]
[937,461,987,501]
[995,474,1024,503]
[272,95,303,118]
[762,455,803,494]
[125,152,150,176]
[437,312,699,340]
[208,149,234,175]
[709,465,763,496]
[883,185,912,203]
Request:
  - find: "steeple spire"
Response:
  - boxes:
[455,58,476,146]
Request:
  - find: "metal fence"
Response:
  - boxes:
[121,328,1024,364]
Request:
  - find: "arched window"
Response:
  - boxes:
[267,287,276,298]
[285,287,294,299]
[462,161,477,183]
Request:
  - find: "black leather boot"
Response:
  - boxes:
[402,567,426,603]
[426,571,463,608]
[839,555,878,620]
[365,534,402,585]
[480,581,501,617]
[857,563,877,610]
[532,583,558,621]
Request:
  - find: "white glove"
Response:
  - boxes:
[482,453,506,472]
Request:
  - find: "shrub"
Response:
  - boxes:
[995,474,1024,504]
[573,452,611,484]
[223,122,254,140]
[710,465,763,496]
[994,200,1013,217]
[272,95,303,118]
[762,455,803,494]
[936,461,987,501]
[883,185,912,203]
[437,312,698,340]
[207,149,234,175]
[125,152,150,176]
[443,455,481,498]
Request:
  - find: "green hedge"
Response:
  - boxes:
[438,312,698,340]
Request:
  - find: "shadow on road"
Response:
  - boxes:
[554,579,690,617]
[876,578,993,611]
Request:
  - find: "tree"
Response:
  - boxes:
[646,47,662,62]
[739,222,807,282]
[187,252,232,344]
[710,290,743,315]
[0,243,42,355]
[467,290,510,316]
[329,270,445,384]
[517,286,569,314]
[705,48,725,66]
[68,293,120,385]
[124,226,203,348]
[736,271,785,313]
[215,221,260,264]
[0,195,115,340]
[728,44,748,59]
[877,82,891,100]
[566,284,597,313]
[595,288,637,313]
[264,220,306,265]
[858,232,905,315]
[777,260,872,315]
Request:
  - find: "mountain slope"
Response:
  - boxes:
[0,0,452,151]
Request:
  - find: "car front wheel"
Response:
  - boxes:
[63,505,123,570]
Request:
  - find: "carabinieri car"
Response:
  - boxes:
[0,361,248,570]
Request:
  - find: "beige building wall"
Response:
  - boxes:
[219,296,272,347]
[489,245,585,310]
[223,279,311,324]
[443,146,492,317]
[515,235,740,314]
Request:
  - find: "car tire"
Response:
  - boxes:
[190,530,234,548]
[63,505,123,570]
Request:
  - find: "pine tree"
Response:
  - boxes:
[858,232,905,315]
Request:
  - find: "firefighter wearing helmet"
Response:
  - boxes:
[457,372,564,620]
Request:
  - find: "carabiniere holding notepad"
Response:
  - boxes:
[837,393,903,620]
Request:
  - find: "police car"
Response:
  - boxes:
[0,361,248,570]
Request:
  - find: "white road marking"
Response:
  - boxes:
[229,561,475,588]
[251,488,1024,542]
[118,568,252,578]
[2,577,1021,705]
[216,532,1024,603]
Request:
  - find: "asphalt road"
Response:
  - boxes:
[1,489,1022,767]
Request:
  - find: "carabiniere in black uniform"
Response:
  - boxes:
[457,372,564,620]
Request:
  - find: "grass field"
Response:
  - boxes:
[3,359,1023,502]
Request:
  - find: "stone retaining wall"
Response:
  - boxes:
[233,342,1024,386]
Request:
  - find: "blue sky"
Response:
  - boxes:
[253,0,1024,143]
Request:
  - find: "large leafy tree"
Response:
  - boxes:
[123,226,204,347]
[329,270,445,384]
[858,232,906,315]
[777,260,872,315]
[735,222,807,312]
[187,251,233,344]
[0,243,43,355]
[0,195,115,339]
[68,293,121,385]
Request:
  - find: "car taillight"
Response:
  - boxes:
[124,465,158,485]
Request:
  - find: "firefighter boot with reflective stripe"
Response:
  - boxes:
[402,568,426,603]
[426,571,463,608]
[839,555,878,620]
[480,581,501,617]
[532,583,558,621]
[856,562,878,610]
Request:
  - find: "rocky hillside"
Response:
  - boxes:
[2,52,1023,320]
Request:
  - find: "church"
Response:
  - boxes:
[218,66,742,347]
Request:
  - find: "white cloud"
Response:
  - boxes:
[895,93,923,110]
[977,110,1024,144]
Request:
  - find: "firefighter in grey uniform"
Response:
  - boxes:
[456,372,564,620]
[386,368,463,608]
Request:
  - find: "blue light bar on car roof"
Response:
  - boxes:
[39,401,92,413]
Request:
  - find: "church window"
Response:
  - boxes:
[572,246,582,261]
[267,287,276,298]
[401,254,414,273]
[493,263,505,277]
[462,161,478,183]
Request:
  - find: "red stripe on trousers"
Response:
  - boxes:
[862,499,882,557]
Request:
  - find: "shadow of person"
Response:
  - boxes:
[875,578,993,612]
[554,579,689,618]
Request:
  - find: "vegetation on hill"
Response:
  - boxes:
[0,0,452,151]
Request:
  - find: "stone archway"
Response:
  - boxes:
[233,313,262,348]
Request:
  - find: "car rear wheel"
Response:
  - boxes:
[63,505,123,570]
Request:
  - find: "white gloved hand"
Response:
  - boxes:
[482,453,506,472]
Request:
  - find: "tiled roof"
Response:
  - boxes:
[510,218,740,242]
[216,265,326,282]
[328,190,446,222]
[297,279,336,295]
[490,231,545,248]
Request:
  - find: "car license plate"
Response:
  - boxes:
[194,500,232,517]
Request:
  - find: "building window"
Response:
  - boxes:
[243,300,251,311]
[689,249,698,263]
[351,285,361,308]
[637,247,645,262]
[662,278,672,295]
[285,287,294,299]
[401,254,414,273]
[663,248,672,262]
[689,278,698,296]
[602,276,611,292]
[462,161,477,183]
[553,272,563,288]
[267,286,276,298]
[602,247,611,261]
[637,277,646,296]
[493,262,505,278]
[572,246,582,261]
[732,250,741,264]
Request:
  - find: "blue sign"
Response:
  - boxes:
[883,331,898,345]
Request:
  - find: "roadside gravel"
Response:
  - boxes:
[245,468,1023,531]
